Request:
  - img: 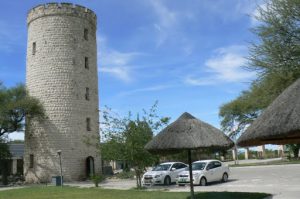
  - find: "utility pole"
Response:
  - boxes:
[57,150,63,187]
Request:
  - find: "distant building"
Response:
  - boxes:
[257,145,266,159]
[7,144,24,175]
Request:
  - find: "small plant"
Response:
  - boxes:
[115,171,135,179]
[90,174,105,187]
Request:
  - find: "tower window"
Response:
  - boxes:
[85,87,90,101]
[84,28,88,40]
[85,57,89,69]
[86,118,91,131]
[32,42,36,55]
[29,154,34,168]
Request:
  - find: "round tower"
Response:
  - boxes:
[25,3,100,182]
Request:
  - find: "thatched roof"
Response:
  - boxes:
[145,112,234,153]
[237,78,300,147]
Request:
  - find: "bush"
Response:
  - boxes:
[115,171,135,179]
[90,174,105,187]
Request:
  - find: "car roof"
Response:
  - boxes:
[160,162,186,165]
[192,159,221,164]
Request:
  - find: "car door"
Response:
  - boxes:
[205,162,215,182]
[176,163,187,176]
[170,163,186,182]
[212,161,222,180]
[169,163,179,182]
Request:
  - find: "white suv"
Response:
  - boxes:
[142,162,187,186]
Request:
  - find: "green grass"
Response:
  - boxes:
[0,186,270,199]
[230,159,300,167]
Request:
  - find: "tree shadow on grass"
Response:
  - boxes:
[186,192,272,199]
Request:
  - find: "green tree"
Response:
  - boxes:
[0,83,44,138]
[100,102,170,188]
[286,144,300,158]
[0,82,44,184]
[124,120,158,188]
[219,90,261,140]
[248,0,300,79]
[219,0,300,152]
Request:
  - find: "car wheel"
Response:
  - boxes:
[222,173,228,182]
[164,176,171,185]
[199,177,207,186]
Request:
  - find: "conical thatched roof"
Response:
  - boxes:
[145,112,234,153]
[237,78,300,147]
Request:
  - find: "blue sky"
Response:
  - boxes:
[1,0,264,140]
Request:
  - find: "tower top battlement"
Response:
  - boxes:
[27,2,97,26]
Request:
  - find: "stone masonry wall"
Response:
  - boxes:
[25,3,101,182]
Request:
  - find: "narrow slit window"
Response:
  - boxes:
[85,57,89,69]
[32,42,36,55]
[29,154,34,168]
[85,87,90,101]
[84,28,88,40]
[86,117,91,131]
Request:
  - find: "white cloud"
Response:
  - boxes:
[148,0,263,49]
[205,45,252,81]
[150,1,178,47]
[199,0,264,26]
[184,77,216,86]
[98,34,140,82]
[149,0,193,53]
[101,49,139,67]
[233,0,266,26]
[250,3,267,26]
[185,45,256,86]
[119,84,172,96]
[151,1,177,29]
[99,67,131,82]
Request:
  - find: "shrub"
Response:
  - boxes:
[115,171,135,179]
[90,174,105,187]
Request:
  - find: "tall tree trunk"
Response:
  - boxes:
[135,168,141,189]
[135,169,142,189]
[135,169,138,188]
[138,174,141,188]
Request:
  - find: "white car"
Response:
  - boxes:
[177,160,230,186]
[142,162,188,186]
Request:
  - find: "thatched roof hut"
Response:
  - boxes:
[145,112,233,199]
[237,78,300,147]
[145,112,234,153]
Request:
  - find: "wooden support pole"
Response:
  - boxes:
[188,149,195,199]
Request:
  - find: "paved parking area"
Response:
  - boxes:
[88,164,300,199]
[3,163,299,198]
[169,164,300,199]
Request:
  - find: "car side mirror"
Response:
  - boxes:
[206,167,210,171]
[171,168,176,171]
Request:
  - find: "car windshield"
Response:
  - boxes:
[152,164,171,171]
[185,162,207,171]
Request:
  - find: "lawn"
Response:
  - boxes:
[0,186,270,199]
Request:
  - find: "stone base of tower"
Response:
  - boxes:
[24,154,101,183]
[24,118,102,183]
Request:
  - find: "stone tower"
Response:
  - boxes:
[25,3,101,182]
